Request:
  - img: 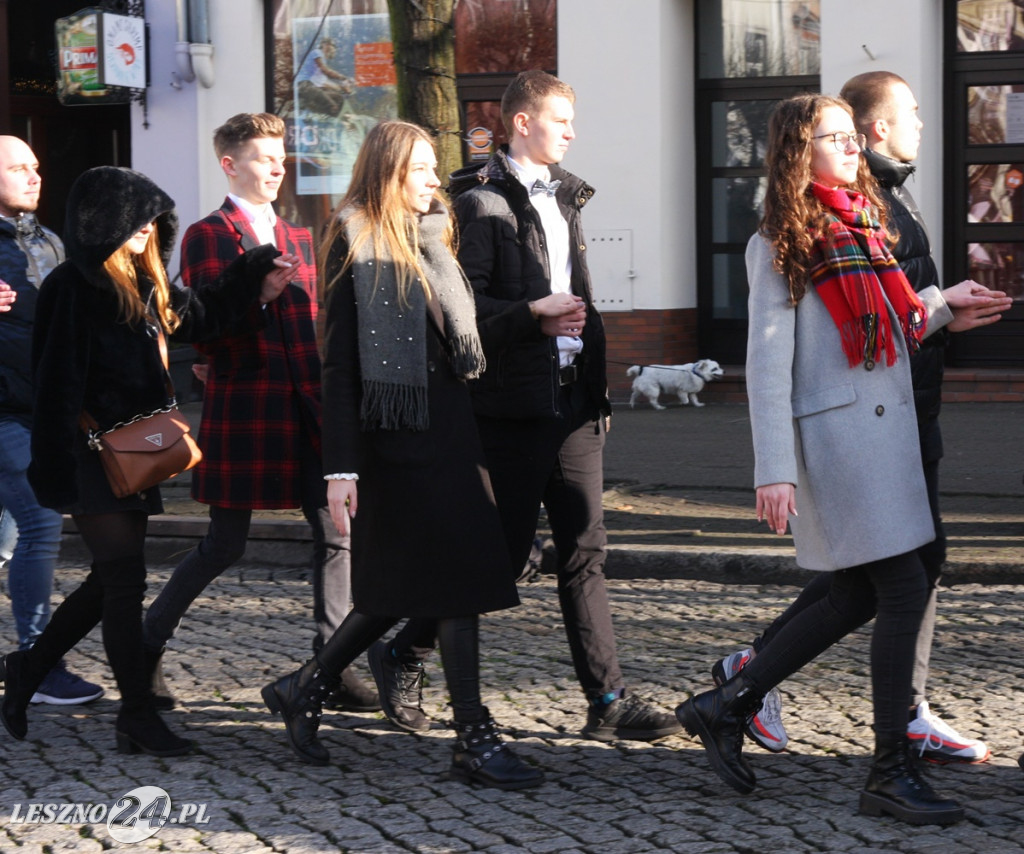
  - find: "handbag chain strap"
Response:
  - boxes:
[79,309,181,449]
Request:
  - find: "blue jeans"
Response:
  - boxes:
[0,418,64,650]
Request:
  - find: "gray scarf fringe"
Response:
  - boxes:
[343,203,484,432]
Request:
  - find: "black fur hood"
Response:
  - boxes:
[62,166,178,286]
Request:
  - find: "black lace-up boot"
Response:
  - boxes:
[859,734,965,825]
[675,671,764,794]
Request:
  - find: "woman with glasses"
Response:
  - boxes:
[676,94,980,826]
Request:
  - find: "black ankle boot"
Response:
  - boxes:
[1,650,40,740]
[450,709,545,791]
[859,734,965,825]
[675,671,763,794]
[115,707,194,757]
[261,658,337,766]
[323,667,380,713]
[144,646,175,711]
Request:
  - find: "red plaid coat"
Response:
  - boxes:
[182,198,322,508]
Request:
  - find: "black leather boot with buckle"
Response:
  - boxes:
[450,709,545,791]
[675,670,763,794]
[859,734,965,825]
[261,657,338,766]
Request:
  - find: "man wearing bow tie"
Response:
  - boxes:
[0,136,104,705]
[369,72,681,742]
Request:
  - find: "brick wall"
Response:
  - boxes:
[603,308,698,402]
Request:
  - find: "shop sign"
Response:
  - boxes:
[55,7,145,105]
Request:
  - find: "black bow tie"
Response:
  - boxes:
[531,178,561,197]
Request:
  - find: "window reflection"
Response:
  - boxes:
[968,84,1024,145]
[968,163,1024,222]
[957,0,1024,52]
[454,0,556,74]
[968,241,1024,299]
[699,1,820,79]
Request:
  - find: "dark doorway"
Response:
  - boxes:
[1,0,131,235]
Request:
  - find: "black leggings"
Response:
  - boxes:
[316,611,484,721]
[23,511,153,714]
[742,550,928,739]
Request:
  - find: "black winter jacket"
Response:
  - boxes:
[28,166,280,510]
[449,147,609,420]
[0,214,63,422]
[865,148,946,461]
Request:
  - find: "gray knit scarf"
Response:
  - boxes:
[344,201,485,431]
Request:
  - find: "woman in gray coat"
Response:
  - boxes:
[676,94,979,826]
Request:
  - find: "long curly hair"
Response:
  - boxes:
[759,93,889,303]
[321,120,452,305]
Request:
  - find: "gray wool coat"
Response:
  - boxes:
[745,234,954,571]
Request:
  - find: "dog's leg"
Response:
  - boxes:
[649,395,665,411]
[691,394,705,408]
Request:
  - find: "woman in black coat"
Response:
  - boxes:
[261,120,543,791]
[0,166,291,756]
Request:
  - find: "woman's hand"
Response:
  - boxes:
[259,253,301,304]
[756,483,796,535]
[327,479,358,537]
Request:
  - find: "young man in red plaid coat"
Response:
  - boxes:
[141,113,377,713]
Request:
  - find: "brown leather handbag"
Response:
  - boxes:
[79,323,202,498]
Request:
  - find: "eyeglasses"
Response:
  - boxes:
[812,131,867,152]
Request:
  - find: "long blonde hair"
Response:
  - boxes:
[101,224,181,333]
[759,93,889,304]
[320,120,452,304]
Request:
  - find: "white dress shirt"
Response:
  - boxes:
[507,156,583,367]
[228,193,278,247]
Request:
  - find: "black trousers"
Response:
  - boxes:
[755,457,946,708]
[743,550,929,739]
[393,380,625,700]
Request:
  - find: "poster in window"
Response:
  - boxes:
[291,14,397,196]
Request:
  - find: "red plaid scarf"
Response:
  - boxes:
[809,183,926,367]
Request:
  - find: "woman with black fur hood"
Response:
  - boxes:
[0,166,294,756]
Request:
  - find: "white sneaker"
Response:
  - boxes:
[907,701,990,764]
[711,648,789,752]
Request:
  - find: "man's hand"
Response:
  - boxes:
[327,479,357,537]
[530,293,586,337]
[0,281,16,312]
[943,279,1014,332]
[259,253,300,305]
[756,482,796,536]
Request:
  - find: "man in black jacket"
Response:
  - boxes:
[837,71,1009,763]
[0,136,103,705]
[368,72,680,742]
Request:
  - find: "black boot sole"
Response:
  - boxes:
[858,791,965,825]
[448,765,546,791]
[676,700,756,795]
[261,684,330,767]
[115,730,194,757]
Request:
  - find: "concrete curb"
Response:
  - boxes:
[58,514,1024,586]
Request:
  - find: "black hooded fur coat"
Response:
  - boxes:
[28,166,280,510]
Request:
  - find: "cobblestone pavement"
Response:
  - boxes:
[2,564,1023,853]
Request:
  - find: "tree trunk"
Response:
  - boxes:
[388,0,461,190]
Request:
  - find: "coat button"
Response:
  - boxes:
[427,360,436,373]
[875,405,885,416]
[864,359,875,371]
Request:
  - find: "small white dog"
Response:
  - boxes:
[627,359,725,409]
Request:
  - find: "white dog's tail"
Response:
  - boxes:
[626,365,642,378]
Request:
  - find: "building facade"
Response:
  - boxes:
[2,1,1021,401]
